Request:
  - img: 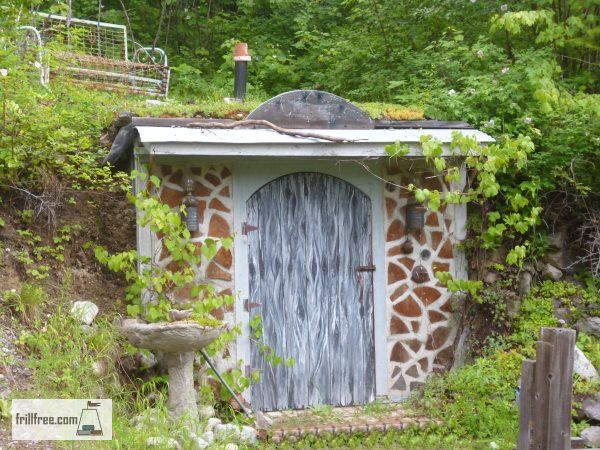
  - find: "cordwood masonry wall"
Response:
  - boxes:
[383,169,458,398]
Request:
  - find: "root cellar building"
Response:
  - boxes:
[131,90,494,411]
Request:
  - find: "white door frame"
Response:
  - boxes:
[232,158,388,404]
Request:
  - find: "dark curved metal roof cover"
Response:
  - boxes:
[247,90,374,129]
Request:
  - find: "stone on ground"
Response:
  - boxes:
[140,351,157,369]
[198,404,215,420]
[581,426,600,447]
[574,347,600,382]
[240,425,257,444]
[541,263,563,281]
[193,437,209,449]
[70,301,98,325]
[517,271,532,296]
[146,436,181,449]
[577,317,600,338]
[214,423,241,441]
[583,395,600,422]
[92,360,108,377]
[200,430,214,444]
[205,417,221,432]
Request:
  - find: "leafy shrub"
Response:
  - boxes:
[401,281,598,447]
[510,282,559,349]
[3,283,47,323]
[512,281,599,350]
[94,173,234,324]
[418,350,522,443]
[14,306,215,449]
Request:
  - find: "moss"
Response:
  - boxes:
[105,92,427,121]
[356,102,425,120]
[511,281,599,352]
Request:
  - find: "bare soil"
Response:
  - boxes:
[0,186,136,448]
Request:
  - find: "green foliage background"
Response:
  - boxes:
[3,0,597,200]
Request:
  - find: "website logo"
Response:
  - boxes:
[12,399,112,441]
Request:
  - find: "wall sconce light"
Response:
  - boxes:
[182,176,200,232]
[406,202,426,232]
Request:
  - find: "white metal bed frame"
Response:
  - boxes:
[18,12,170,97]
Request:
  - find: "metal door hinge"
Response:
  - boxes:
[243,299,262,312]
[242,222,258,235]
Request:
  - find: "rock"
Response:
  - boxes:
[146,437,181,449]
[483,271,498,285]
[518,271,532,296]
[574,347,600,382]
[92,360,108,377]
[225,444,239,450]
[507,298,522,319]
[71,301,98,325]
[542,250,568,269]
[205,417,221,432]
[581,426,600,447]
[214,423,241,441]
[193,437,209,449]
[522,263,536,275]
[240,425,257,444]
[139,351,157,369]
[487,247,507,265]
[253,411,273,429]
[200,430,214,444]
[554,307,570,322]
[547,230,566,251]
[583,395,600,422]
[541,263,563,281]
[576,317,600,338]
[81,325,92,334]
[198,404,214,420]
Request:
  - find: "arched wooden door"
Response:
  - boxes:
[247,172,375,411]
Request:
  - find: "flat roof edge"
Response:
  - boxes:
[131,117,475,130]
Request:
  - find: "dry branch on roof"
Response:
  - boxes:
[186,119,359,143]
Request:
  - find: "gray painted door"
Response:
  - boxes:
[247,172,375,411]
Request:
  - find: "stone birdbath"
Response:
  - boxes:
[121,318,224,419]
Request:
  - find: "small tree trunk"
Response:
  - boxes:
[164,352,198,420]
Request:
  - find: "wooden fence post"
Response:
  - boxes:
[517,327,576,450]
[517,359,535,450]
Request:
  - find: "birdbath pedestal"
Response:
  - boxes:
[121,319,223,420]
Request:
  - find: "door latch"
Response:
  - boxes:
[242,222,258,235]
[243,299,262,312]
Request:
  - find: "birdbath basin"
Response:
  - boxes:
[120,319,224,419]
